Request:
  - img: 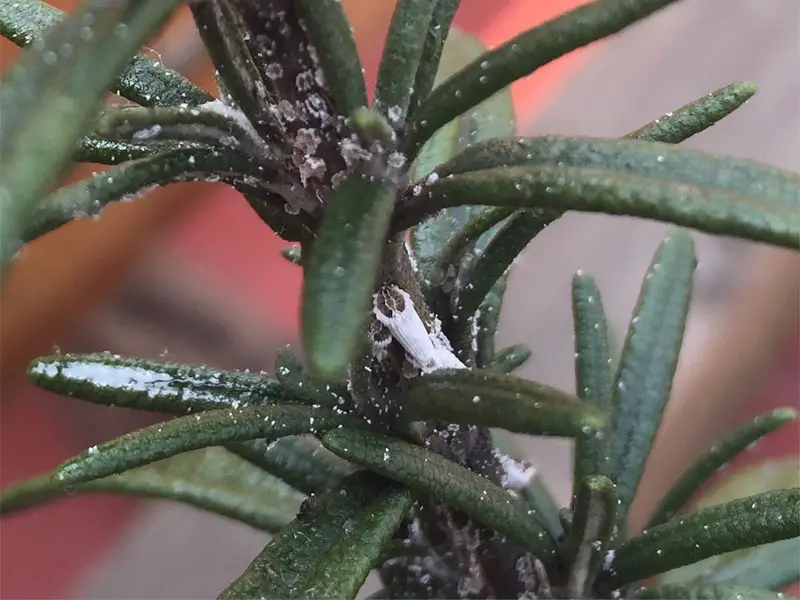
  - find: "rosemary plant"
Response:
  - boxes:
[1,1,799,598]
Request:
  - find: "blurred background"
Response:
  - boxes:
[1,0,797,597]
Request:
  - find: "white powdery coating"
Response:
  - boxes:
[372,288,465,374]
[496,452,536,490]
[29,360,240,407]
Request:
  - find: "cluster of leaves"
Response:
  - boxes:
[1,0,799,598]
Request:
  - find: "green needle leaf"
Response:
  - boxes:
[0,0,183,275]
[629,583,794,600]
[21,148,257,246]
[395,161,800,251]
[274,346,353,410]
[227,437,353,496]
[399,369,607,438]
[53,405,357,486]
[407,0,461,118]
[659,538,800,593]
[490,429,564,541]
[322,428,558,562]
[294,485,413,599]
[219,471,408,600]
[474,274,511,368]
[609,233,696,531]
[302,175,397,380]
[294,0,367,115]
[571,273,613,501]
[1,448,303,532]
[28,353,285,413]
[626,82,758,144]
[601,489,800,588]
[0,0,212,107]
[408,0,681,155]
[373,0,439,123]
[486,344,533,374]
[75,136,193,165]
[564,475,618,598]
[647,408,798,528]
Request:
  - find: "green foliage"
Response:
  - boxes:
[1,1,798,599]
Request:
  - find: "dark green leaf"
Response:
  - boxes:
[399,369,607,438]
[474,275,512,368]
[94,102,275,164]
[601,490,800,588]
[219,471,405,599]
[397,159,799,251]
[451,208,560,334]
[571,273,613,500]
[0,0,212,107]
[21,148,258,246]
[373,0,439,122]
[407,0,461,118]
[409,28,516,300]
[486,344,533,373]
[28,353,285,413]
[628,583,794,600]
[659,538,800,593]
[302,175,397,380]
[564,475,618,598]
[1,448,303,531]
[274,346,353,410]
[227,437,353,496]
[188,0,272,136]
[490,428,565,542]
[408,0,681,155]
[648,408,798,528]
[1,0,183,274]
[54,405,357,486]
[294,486,413,598]
[294,0,367,115]
[75,136,194,165]
[322,428,558,562]
[414,136,800,210]
[609,233,696,531]
[626,82,758,144]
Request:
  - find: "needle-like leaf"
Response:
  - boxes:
[28,353,285,413]
[629,583,791,600]
[0,0,212,107]
[0,0,183,275]
[294,0,367,115]
[373,0,439,123]
[407,0,681,156]
[1,448,303,532]
[293,485,413,598]
[274,347,353,410]
[564,475,618,598]
[407,0,461,118]
[21,148,258,246]
[647,408,798,528]
[601,490,800,588]
[486,344,533,374]
[322,428,558,563]
[609,233,696,531]
[625,82,758,144]
[394,163,799,249]
[54,405,357,486]
[302,175,397,380]
[399,369,607,438]
[219,471,409,599]
[571,273,614,502]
